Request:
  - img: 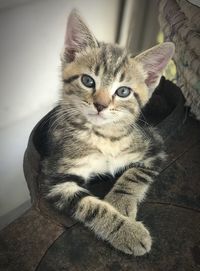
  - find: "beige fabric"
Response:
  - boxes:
[159,0,200,120]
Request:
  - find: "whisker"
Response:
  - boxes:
[38,106,61,129]
[137,118,150,126]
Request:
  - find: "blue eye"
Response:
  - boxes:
[81,74,95,88]
[115,87,132,98]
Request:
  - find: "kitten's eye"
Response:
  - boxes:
[81,74,95,88]
[115,87,132,98]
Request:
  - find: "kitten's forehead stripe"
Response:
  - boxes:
[114,55,128,77]
[95,64,100,76]
[97,45,127,79]
[119,72,125,82]
[101,47,108,74]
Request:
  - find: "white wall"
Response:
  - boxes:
[0,0,120,229]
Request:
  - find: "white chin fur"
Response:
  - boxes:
[86,113,112,126]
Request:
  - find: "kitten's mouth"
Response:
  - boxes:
[86,112,109,125]
[88,113,106,119]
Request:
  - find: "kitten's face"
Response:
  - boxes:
[60,10,174,127]
[62,45,148,126]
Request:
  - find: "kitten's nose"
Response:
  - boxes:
[93,102,107,113]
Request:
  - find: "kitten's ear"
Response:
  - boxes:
[62,9,98,62]
[134,42,175,92]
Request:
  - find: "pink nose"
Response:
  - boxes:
[93,103,107,112]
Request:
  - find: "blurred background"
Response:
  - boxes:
[0,0,171,230]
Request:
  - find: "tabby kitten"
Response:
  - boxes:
[42,10,174,256]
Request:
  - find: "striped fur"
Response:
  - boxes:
[41,10,174,256]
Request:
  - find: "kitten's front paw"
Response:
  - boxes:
[105,194,137,219]
[110,220,152,256]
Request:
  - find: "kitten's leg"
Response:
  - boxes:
[45,180,152,256]
[105,166,159,219]
[105,134,165,218]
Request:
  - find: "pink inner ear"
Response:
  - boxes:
[63,10,98,62]
[65,30,80,61]
[144,55,168,86]
[145,71,159,86]
[64,13,83,62]
[64,47,76,62]
[65,24,81,48]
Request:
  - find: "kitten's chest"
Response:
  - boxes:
[67,134,144,180]
[68,153,130,180]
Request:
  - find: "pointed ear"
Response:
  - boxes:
[134,42,175,92]
[62,9,98,62]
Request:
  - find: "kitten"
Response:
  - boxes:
[41,10,174,256]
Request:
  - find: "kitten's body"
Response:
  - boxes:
[41,11,174,256]
[44,110,162,182]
